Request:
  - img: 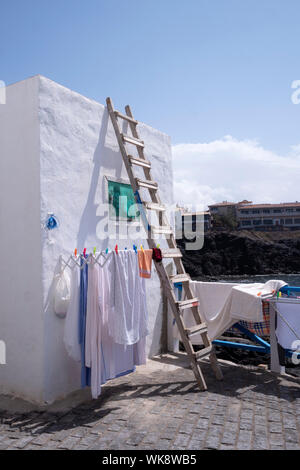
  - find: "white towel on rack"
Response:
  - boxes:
[63,266,81,362]
[109,251,149,345]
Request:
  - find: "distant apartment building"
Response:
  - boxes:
[175,209,211,238]
[237,202,300,230]
[209,200,252,218]
[208,200,300,231]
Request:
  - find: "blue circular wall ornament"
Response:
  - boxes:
[45,213,59,231]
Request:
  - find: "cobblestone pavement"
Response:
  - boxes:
[1,355,300,450]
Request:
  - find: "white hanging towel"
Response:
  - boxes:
[109,251,149,345]
[63,265,81,362]
[99,255,147,382]
[85,261,102,399]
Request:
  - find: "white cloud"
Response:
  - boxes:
[172,136,300,209]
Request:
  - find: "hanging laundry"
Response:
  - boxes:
[79,257,91,388]
[98,254,146,384]
[63,265,81,362]
[138,249,153,278]
[85,260,102,399]
[62,249,148,400]
[109,251,149,346]
[152,247,162,263]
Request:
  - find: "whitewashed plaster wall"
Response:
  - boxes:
[0,75,174,404]
[0,76,45,403]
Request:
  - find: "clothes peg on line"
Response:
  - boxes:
[74,248,77,257]
[115,244,118,255]
[140,244,144,253]
[93,247,96,256]
[83,248,87,258]
[105,248,109,254]
[133,244,137,254]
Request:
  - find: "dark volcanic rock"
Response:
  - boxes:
[177,231,300,279]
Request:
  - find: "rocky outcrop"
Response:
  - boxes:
[177,230,300,279]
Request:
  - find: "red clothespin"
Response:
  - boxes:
[74,248,77,257]
[83,248,87,258]
[115,244,118,255]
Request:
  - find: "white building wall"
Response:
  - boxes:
[0,76,45,403]
[0,75,174,404]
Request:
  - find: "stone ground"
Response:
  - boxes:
[0,353,300,450]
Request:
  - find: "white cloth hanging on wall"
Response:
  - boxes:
[54,268,71,318]
[109,251,149,345]
[99,255,146,382]
[63,266,81,362]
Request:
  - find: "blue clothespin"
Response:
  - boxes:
[105,248,109,254]
[133,244,137,254]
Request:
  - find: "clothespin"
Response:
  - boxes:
[133,244,137,254]
[74,248,77,257]
[93,247,96,256]
[115,244,118,255]
[105,248,109,254]
[83,248,87,258]
[125,247,127,250]
[156,244,160,249]
[140,244,144,253]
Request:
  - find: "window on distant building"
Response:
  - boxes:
[285,219,293,224]
[252,210,260,214]
[263,209,270,213]
[241,210,249,214]
[286,208,293,212]
[294,218,300,224]
[108,180,139,221]
[252,220,262,225]
[273,209,282,213]
[263,220,273,225]
[242,220,251,225]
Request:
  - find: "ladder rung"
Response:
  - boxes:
[122,134,144,147]
[151,226,173,235]
[177,298,199,310]
[169,274,190,284]
[186,323,207,337]
[115,110,138,125]
[144,202,165,212]
[128,155,151,169]
[162,249,182,258]
[194,346,213,361]
[136,178,158,190]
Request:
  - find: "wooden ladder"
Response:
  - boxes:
[106,97,223,391]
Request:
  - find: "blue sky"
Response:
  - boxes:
[1,0,300,205]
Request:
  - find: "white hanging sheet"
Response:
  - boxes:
[109,251,149,345]
[173,279,286,343]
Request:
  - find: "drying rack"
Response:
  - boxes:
[59,250,115,273]
[175,282,300,374]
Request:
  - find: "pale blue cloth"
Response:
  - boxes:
[79,257,91,388]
